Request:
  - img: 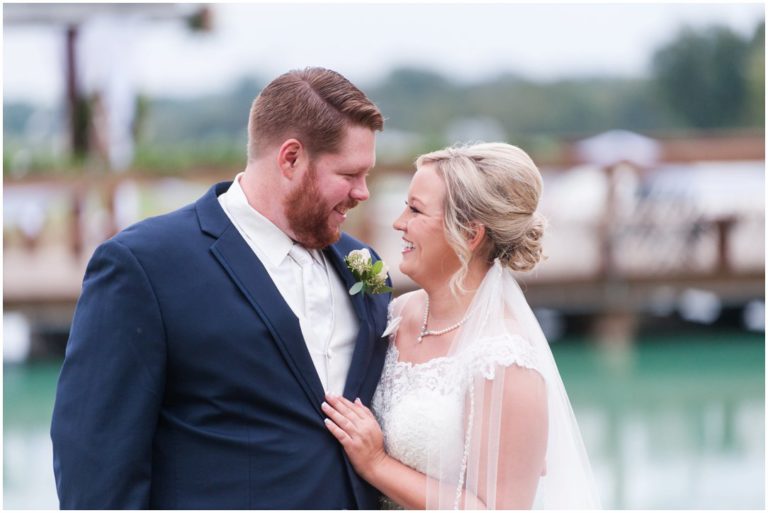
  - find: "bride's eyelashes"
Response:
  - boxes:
[404,200,421,214]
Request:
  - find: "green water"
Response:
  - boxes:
[4,334,764,509]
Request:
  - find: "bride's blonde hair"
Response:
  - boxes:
[416,142,547,295]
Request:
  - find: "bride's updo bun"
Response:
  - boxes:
[495,211,547,272]
[416,142,546,293]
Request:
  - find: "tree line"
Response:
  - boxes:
[4,21,763,174]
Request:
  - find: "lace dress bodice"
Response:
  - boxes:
[371,292,540,508]
[372,344,466,481]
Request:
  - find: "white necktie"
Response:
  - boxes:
[289,244,333,347]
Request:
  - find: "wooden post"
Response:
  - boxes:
[66,25,88,159]
[69,185,84,259]
[713,216,737,273]
[598,163,618,279]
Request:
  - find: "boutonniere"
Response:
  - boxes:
[344,248,392,296]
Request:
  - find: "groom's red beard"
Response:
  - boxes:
[284,164,358,250]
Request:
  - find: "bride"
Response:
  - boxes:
[322,142,600,509]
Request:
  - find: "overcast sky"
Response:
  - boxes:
[3,2,765,106]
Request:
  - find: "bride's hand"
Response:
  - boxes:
[322,394,387,480]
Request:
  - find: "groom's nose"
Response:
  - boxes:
[350,176,369,202]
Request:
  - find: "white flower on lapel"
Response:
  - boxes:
[346,248,372,274]
[344,249,392,296]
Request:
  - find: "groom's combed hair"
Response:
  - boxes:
[247,67,384,161]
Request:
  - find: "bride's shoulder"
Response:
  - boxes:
[464,320,541,380]
[383,289,425,339]
[388,289,425,318]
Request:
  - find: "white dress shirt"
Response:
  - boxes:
[218,173,359,395]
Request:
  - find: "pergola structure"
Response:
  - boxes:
[4,3,211,161]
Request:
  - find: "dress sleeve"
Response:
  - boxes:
[459,334,547,509]
[465,333,542,380]
[50,238,166,508]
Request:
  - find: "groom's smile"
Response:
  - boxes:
[285,124,376,249]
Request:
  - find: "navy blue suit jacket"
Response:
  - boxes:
[50,182,391,509]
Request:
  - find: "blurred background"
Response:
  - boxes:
[3,2,765,509]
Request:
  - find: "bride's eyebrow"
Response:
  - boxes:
[409,195,425,206]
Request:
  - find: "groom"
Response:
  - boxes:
[51,68,390,509]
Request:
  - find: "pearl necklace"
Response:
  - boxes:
[417,294,474,343]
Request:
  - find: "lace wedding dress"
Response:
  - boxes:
[371,261,601,509]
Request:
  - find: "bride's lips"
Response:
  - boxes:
[401,238,415,254]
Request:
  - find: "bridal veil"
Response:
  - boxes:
[423,260,601,509]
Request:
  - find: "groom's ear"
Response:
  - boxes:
[277,139,304,179]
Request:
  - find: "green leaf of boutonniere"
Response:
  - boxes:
[349,281,365,295]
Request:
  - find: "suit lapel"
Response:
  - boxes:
[324,245,367,324]
[324,245,374,400]
[211,225,326,412]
